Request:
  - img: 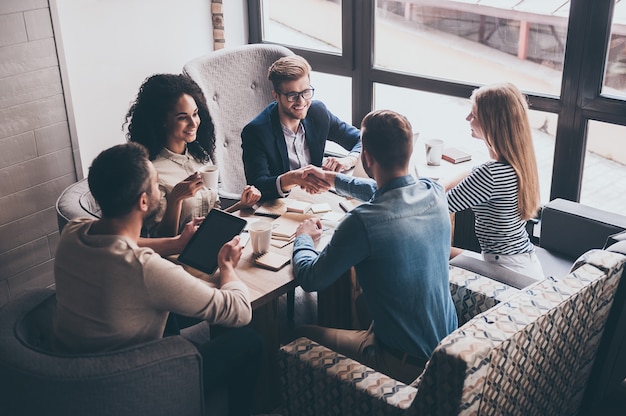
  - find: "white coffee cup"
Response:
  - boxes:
[249,221,272,255]
[199,165,219,190]
[425,139,444,166]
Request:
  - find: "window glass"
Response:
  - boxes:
[374,0,567,97]
[260,0,342,54]
[311,71,352,123]
[602,1,626,98]
[373,83,554,204]
[580,121,626,214]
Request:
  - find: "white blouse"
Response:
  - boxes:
[149,147,219,234]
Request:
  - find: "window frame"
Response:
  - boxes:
[248,0,626,202]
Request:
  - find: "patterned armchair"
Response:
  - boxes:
[279,247,626,415]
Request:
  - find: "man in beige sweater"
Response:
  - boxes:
[53,142,261,416]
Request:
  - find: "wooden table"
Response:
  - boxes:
[179,186,359,412]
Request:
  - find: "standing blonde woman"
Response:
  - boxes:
[444,83,544,279]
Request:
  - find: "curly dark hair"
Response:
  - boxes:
[123,73,215,163]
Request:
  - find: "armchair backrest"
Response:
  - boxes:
[183,44,294,199]
[415,248,626,415]
[0,288,205,416]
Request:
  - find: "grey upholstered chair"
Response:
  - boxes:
[0,288,227,416]
[55,177,100,232]
[183,43,294,204]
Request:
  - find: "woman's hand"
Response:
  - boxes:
[239,185,262,208]
[169,172,204,204]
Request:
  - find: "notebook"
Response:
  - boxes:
[254,199,288,217]
[254,251,291,271]
[286,199,311,214]
[178,209,247,275]
[442,147,472,164]
[310,203,332,213]
[271,212,313,239]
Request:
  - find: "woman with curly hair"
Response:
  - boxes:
[444,83,544,279]
[124,74,260,236]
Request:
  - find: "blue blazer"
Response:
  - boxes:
[241,100,361,200]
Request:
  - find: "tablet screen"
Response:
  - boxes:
[177,209,247,275]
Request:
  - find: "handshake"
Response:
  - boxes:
[297,165,335,194]
[279,155,358,194]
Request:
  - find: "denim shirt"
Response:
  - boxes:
[293,174,458,359]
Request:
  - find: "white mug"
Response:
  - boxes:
[248,221,272,255]
[199,165,219,190]
[425,139,444,166]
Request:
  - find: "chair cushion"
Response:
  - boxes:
[540,198,626,259]
[56,178,100,232]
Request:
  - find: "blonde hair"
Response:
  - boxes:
[471,83,540,220]
[267,55,311,91]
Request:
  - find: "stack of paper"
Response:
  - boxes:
[286,199,311,214]
[270,212,313,246]
[310,202,332,213]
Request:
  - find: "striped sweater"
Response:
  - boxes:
[447,160,533,255]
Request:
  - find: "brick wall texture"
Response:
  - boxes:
[0,0,77,305]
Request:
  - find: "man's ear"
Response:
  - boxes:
[362,148,374,168]
[138,192,149,213]
[271,89,278,101]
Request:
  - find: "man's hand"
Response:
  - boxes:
[322,155,358,172]
[300,165,336,194]
[279,165,332,194]
[240,185,262,208]
[217,235,243,271]
[296,218,324,242]
[169,172,204,203]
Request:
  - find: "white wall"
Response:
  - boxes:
[50,0,248,177]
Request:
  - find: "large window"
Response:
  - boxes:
[603,1,626,98]
[374,1,567,97]
[249,0,626,215]
[259,0,342,54]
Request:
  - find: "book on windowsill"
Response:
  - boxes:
[442,147,472,164]
[254,251,291,271]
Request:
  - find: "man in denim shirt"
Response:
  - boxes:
[292,110,458,384]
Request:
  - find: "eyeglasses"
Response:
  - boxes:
[277,87,315,102]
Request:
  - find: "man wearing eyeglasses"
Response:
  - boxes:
[241,55,362,200]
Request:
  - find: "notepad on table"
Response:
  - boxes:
[321,211,345,222]
[442,147,472,164]
[254,199,288,217]
[286,199,311,214]
[271,212,313,240]
[310,202,332,213]
[255,251,291,271]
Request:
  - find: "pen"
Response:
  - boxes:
[339,201,350,213]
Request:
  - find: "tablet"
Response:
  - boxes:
[177,208,247,275]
